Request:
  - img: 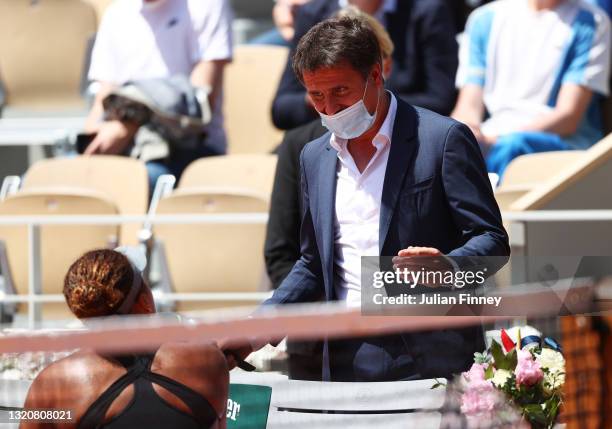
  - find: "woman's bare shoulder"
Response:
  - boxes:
[152,342,229,418]
[155,342,228,373]
[25,351,119,408]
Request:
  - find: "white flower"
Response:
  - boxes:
[491,369,512,387]
[537,348,564,372]
[536,348,565,392]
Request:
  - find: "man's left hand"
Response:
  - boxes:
[391,247,454,288]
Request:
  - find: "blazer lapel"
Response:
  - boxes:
[379,100,418,254]
[316,141,339,301]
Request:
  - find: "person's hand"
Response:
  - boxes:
[217,338,254,371]
[84,120,138,155]
[391,247,454,288]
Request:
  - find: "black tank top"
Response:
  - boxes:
[78,354,219,429]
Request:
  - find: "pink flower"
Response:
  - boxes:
[461,385,499,416]
[461,363,500,417]
[464,362,487,383]
[514,349,543,386]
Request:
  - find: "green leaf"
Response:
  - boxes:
[506,349,518,370]
[491,341,517,370]
[544,395,562,422]
[430,378,447,389]
[474,352,489,364]
[484,365,494,380]
[523,404,548,426]
[490,341,506,366]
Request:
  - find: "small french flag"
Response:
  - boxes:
[501,328,516,352]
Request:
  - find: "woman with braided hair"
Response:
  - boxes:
[21,249,229,429]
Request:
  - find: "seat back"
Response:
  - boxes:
[154,187,269,312]
[501,151,583,188]
[0,189,119,318]
[511,134,612,211]
[0,0,96,110]
[179,154,278,197]
[495,151,583,210]
[506,134,612,284]
[22,156,148,245]
[223,45,288,154]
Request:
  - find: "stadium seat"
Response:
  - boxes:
[504,133,612,282]
[153,187,270,312]
[510,133,612,212]
[0,0,97,111]
[224,46,288,154]
[495,151,583,210]
[179,154,278,198]
[21,156,148,245]
[0,189,119,319]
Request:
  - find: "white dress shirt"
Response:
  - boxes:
[331,92,397,307]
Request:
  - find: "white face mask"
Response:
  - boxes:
[318,79,378,140]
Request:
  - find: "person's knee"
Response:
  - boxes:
[486,133,531,177]
[495,133,533,157]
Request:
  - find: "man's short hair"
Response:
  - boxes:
[336,6,394,60]
[292,15,383,83]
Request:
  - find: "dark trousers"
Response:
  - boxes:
[287,339,323,381]
[328,328,483,382]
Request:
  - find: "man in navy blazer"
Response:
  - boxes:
[271,0,460,130]
[226,16,509,382]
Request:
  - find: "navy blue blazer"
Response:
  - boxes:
[271,0,459,130]
[264,97,510,381]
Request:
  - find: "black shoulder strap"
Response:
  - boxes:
[143,371,219,426]
[78,355,218,429]
[77,356,147,429]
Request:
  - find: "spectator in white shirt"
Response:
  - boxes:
[84,0,233,190]
[452,0,610,180]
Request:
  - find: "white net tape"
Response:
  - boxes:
[0,276,602,354]
[0,301,548,355]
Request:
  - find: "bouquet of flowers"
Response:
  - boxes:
[458,326,565,428]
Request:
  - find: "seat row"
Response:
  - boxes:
[3,130,612,320]
[0,154,277,319]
